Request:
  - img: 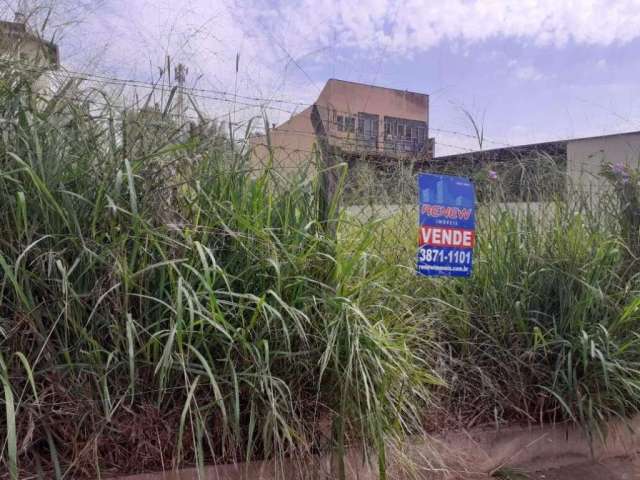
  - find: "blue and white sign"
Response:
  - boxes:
[417,173,476,277]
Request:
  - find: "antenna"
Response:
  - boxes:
[233,52,239,127]
[14,0,28,23]
[174,63,188,125]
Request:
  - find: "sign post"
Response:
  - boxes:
[417,173,476,277]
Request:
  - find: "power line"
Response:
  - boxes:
[433,141,477,153]
[1,58,506,155]
[0,59,301,118]
[429,126,514,148]
[1,58,517,149]
[1,58,313,108]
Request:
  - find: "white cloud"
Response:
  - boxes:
[505,59,547,81]
[10,0,640,74]
[256,0,640,55]
[513,64,545,82]
[12,0,640,74]
[5,0,640,127]
[4,0,327,125]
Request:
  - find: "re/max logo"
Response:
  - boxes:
[421,204,472,220]
[419,227,475,248]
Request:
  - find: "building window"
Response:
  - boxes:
[383,116,428,153]
[384,118,396,138]
[357,113,379,147]
[345,116,355,133]
[336,114,355,133]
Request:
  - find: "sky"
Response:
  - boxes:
[5,0,640,155]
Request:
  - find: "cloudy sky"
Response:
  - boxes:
[6,0,640,154]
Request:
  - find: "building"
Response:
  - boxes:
[432,131,640,199]
[566,131,640,196]
[0,13,60,90]
[251,78,434,172]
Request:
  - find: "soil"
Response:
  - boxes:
[530,456,639,480]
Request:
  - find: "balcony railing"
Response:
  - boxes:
[384,138,427,154]
[329,136,430,157]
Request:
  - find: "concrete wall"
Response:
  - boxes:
[567,131,640,195]
[250,107,317,172]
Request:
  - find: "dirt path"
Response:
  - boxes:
[529,457,638,480]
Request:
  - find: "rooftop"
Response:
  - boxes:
[325,78,428,98]
[434,130,640,162]
[0,20,27,33]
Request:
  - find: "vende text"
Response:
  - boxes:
[419,227,475,248]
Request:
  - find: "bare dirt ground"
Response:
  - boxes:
[530,456,638,480]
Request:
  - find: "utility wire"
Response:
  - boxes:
[2,58,500,154]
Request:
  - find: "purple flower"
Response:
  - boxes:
[612,162,626,176]
[488,170,498,181]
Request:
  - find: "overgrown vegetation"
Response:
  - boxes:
[1,64,640,480]
[0,67,438,479]
[351,163,640,438]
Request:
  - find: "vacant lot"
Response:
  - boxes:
[2,67,640,479]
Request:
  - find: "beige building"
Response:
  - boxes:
[251,79,433,171]
[567,131,640,196]
[0,14,59,90]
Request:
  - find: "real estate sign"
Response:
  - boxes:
[417,173,476,277]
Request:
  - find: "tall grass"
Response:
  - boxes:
[2,63,640,480]
[349,162,640,438]
[435,200,640,435]
[0,67,438,479]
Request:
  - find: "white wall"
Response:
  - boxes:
[567,132,640,195]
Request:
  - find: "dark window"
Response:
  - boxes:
[337,115,355,133]
[345,116,355,133]
[383,116,427,153]
[384,118,396,137]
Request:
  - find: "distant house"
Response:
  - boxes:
[0,14,59,91]
[250,78,434,172]
[432,131,640,200]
